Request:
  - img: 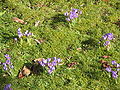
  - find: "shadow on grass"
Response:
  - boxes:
[0,32,18,43]
[0,69,12,89]
[23,62,44,75]
[50,14,69,29]
[81,38,99,50]
[113,19,120,27]
[84,70,102,80]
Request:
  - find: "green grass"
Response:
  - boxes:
[0,0,120,89]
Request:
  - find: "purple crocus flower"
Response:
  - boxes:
[111,61,117,65]
[38,57,62,74]
[24,30,33,37]
[104,41,110,46]
[17,28,23,38]
[4,54,11,60]
[4,84,12,90]
[111,71,118,78]
[102,33,114,40]
[38,61,45,67]
[106,67,112,72]
[64,8,82,21]
[17,28,33,38]
[6,60,11,65]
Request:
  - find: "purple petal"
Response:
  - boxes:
[2,63,7,66]
[102,33,114,40]
[48,63,54,69]
[66,18,71,21]
[69,14,75,19]
[107,33,114,40]
[117,64,120,68]
[105,67,112,72]
[24,30,29,35]
[51,61,57,66]
[112,71,118,78]
[51,66,55,70]
[26,32,33,36]
[38,61,45,67]
[46,58,51,62]
[102,35,107,40]
[10,65,14,69]
[72,8,79,13]
[17,28,23,38]
[14,38,18,41]
[6,60,11,64]
[4,84,12,90]
[104,41,110,46]
[48,63,53,67]
[53,57,57,60]
[64,12,69,16]
[4,54,9,57]
[117,68,120,71]
[48,69,53,74]
[3,66,8,71]
[79,11,82,14]
[111,61,117,65]
[57,58,62,63]
[4,54,11,60]
[42,59,47,63]
[49,66,55,71]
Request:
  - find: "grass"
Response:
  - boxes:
[0,0,120,89]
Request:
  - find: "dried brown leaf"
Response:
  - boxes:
[34,39,44,44]
[67,62,78,68]
[18,66,31,78]
[101,56,110,58]
[12,17,27,24]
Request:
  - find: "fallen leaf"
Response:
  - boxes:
[12,17,27,24]
[67,62,78,68]
[33,58,44,63]
[113,19,120,27]
[18,66,31,78]
[76,48,81,51]
[34,39,44,44]
[101,56,110,58]
[99,60,108,64]
[101,0,109,2]
[102,63,110,68]
[18,71,24,78]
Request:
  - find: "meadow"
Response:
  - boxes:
[0,0,120,89]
